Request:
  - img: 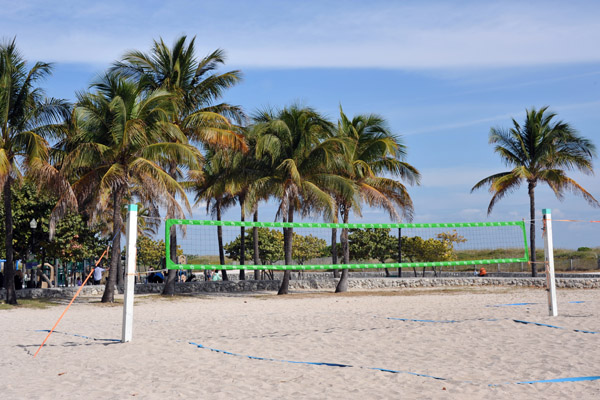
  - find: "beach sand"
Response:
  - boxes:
[1,286,599,399]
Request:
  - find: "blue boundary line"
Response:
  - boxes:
[387,317,498,323]
[487,301,586,307]
[385,316,597,334]
[33,329,598,385]
[35,329,120,342]
[387,317,460,323]
[512,320,598,334]
[189,341,447,380]
[514,376,600,384]
[189,341,600,385]
[486,302,538,307]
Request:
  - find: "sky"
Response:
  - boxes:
[2,0,600,249]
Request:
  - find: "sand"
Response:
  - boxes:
[1,286,599,399]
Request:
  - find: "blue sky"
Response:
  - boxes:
[2,0,600,249]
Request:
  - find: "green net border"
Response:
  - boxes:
[165,219,529,270]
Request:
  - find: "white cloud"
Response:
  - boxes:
[418,166,500,188]
[4,1,600,69]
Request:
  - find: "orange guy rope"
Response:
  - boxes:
[33,245,110,358]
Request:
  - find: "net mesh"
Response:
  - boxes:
[164,220,529,271]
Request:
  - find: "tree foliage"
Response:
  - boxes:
[0,39,69,304]
[224,228,284,265]
[349,228,396,263]
[396,236,455,263]
[0,181,106,263]
[292,233,328,264]
[44,213,108,264]
[136,235,165,269]
[472,107,598,276]
[435,230,467,261]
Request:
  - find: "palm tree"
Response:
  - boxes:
[193,145,264,281]
[0,39,69,304]
[472,107,598,276]
[332,108,420,292]
[192,148,238,281]
[59,72,200,302]
[112,35,246,150]
[219,127,273,281]
[112,35,246,293]
[250,105,352,294]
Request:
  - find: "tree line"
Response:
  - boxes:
[223,227,466,278]
[2,35,598,305]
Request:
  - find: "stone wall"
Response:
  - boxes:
[2,276,600,299]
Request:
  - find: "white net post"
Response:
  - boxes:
[122,204,138,342]
[542,208,558,317]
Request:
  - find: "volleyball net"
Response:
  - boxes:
[164,219,529,271]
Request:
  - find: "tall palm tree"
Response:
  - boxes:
[112,35,246,151]
[332,108,420,292]
[0,39,69,304]
[112,35,246,293]
[211,127,273,281]
[239,129,276,280]
[192,148,238,281]
[472,107,598,276]
[250,105,353,294]
[59,72,200,302]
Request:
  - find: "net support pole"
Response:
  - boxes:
[122,204,138,342]
[542,208,558,317]
[397,228,402,278]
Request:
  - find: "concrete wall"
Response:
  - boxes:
[2,276,600,299]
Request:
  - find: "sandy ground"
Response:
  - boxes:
[1,286,599,400]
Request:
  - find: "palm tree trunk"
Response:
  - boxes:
[117,251,124,286]
[102,187,124,303]
[335,205,350,293]
[162,227,178,295]
[239,200,246,281]
[331,201,339,278]
[331,227,339,278]
[3,177,17,305]
[397,228,402,278]
[278,204,293,295]
[529,181,537,277]
[163,162,180,294]
[253,210,260,280]
[217,200,228,281]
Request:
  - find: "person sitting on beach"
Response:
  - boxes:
[478,267,487,276]
[212,270,222,281]
[154,270,165,283]
[14,271,23,290]
[147,267,156,283]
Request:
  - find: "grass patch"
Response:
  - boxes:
[0,298,60,310]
